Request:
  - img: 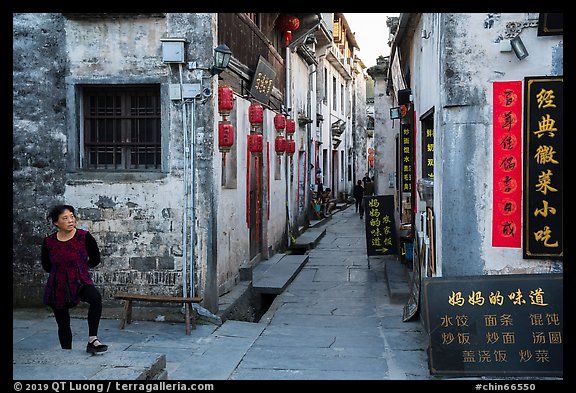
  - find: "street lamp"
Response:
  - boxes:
[390,106,402,120]
[510,36,529,60]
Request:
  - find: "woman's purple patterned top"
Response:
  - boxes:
[41,229,100,309]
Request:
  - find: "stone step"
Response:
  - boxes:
[253,254,309,294]
[12,348,167,380]
[290,228,326,251]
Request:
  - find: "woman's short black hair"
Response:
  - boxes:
[47,204,76,224]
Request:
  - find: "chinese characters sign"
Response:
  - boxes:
[364,195,397,256]
[249,56,276,105]
[401,124,413,193]
[422,126,434,180]
[523,77,563,259]
[423,274,563,377]
[492,81,523,248]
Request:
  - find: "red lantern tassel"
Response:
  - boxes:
[246,137,250,228]
[284,31,292,46]
[255,155,261,243]
[267,142,270,220]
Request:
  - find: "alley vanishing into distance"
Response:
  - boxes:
[13,205,431,380]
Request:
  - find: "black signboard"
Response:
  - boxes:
[400,123,413,194]
[538,13,563,36]
[249,56,276,105]
[422,125,434,180]
[423,274,563,377]
[523,77,563,259]
[364,195,398,256]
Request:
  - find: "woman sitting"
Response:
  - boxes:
[322,188,336,217]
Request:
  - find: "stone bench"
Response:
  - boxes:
[113,292,203,335]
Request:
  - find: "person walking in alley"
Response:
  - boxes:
[41,204,108,354]
[362,172,371,187]
[353,179,364,216]
[360,177,375,219]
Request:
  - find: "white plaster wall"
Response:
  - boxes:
[263,105,290,251]
[288,51,312,222]
[214,99,250,293]
[66,18,167,74]
[372,74,396,197]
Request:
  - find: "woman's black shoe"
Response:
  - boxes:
[86,338,108,354]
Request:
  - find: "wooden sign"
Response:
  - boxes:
[364,195,398,256]
[538,13,563,36]
[523,77,563,259]
[249,56,276,105]
[423,274,563,377]
[400,123,413,194]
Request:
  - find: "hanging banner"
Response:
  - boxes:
[523,77,563,259]
[492,81,523,248]
[364,195,398,256]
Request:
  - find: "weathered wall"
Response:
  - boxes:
[12,13,224,309]
[372,73,396,197]
[13,13,70,306]
[287,50,309,229]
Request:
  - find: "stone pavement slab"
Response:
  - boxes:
[13,348,166,380]
[168,320,266,380]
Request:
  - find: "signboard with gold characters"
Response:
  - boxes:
[423,274,562,376]
[364,195,398,256]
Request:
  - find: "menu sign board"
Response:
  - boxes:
[423,274,563,377]
[364,195,398,256]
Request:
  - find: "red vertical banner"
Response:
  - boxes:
[492,81,523,247]
[267,142,270,220]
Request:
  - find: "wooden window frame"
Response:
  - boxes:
[82,85,161,171]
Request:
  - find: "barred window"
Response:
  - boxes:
[245,13,258,26]
[82,85,161,170]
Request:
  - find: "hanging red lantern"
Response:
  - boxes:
[218,121,234,153]
[285,139,296,156]
[274,113,286,131]
[248,133,263,155]
[248,102,264,128]
[218,86,234,118]
[276,14,300,46]
[275,136,286,156]
[285,119,296,137]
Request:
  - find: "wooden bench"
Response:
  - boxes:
[113,292,203,335]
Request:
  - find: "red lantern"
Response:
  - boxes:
[285,139,296,156]
[218,121,234,153]
[275,136,286,156]
[218,86,234,118]
[276,15,300,46]
[248,133,263,155]
[248,102,264,126]
[274,113,286,131]
[285,119,296,137]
